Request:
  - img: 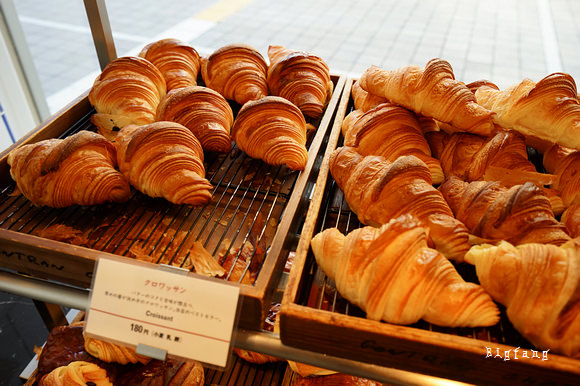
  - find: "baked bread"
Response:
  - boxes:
[465,239,580,357]
[156,85,234,153]
[115,121,213,206]
[84,336,151,365]
[562,203,580,237]
[543,144,580,207]
[201,43,268,105]
[138,38,201,91]
[439,176,571,246]
[311,215,499,327]
[231,96,309,170]
[329,146,471,261]
[351,78,388,112]
[7,130,131,207]
[342,103,444,184]
[39,361,112,386]
[358,59,495,136]
[88,56,166,140]
[474,72,580,151]
[267,45,333,119]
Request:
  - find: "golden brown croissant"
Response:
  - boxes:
[562,203,580,237]
[39,361,112,386]
[341,103,444,184]
[474,73,580,151]
[351,79,388,112]
[116,121,213,206]
[311,215,499,327]
[83,335,151,365]
[231,96,309,170]
[329,147,470,261]
[358,59,495,136]
[543,144,580,206]
[201,43,268,105]
[89,56,166,140]
[7,130,131,208]
[426,129,547,185]
[156,85,234,153]
[465,239,580,357]
[267,45,333,119]
[138,38,201,91]
[439,176,571,246]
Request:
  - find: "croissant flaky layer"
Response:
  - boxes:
[201,43,269,105]
[156,85,234,153]
[465,240,580,357]
[7,130,131,208]
[342,103,444,184]
[543,144,580,207]
[329,147,470,261]
[358,59,495,136]
[88,56,166,140]
[231,96,309,170]
[474,72,580,151]
[39,361,112,386]
[139,38,201,91]
[439,176,571,246]
[116,122,213,206]
[267,45,333,119]
[84,336,151,365]
[351,79,388,112]
[311,215,499,327]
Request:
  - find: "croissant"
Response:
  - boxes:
[562,203,580,237]
[88,56,166,140]
[311,215,499,327]
[39,361,112,386]
[543,144,580,207]
[138,38,201,91]
[474,72,580,151]
[115,121,213,206]
[358,59,495,136]
[351,79,388,112]
[465,240,580,357]
[426,129,547,185]
[439,176,571,246]
[84,335,151,365]
[156,85,234,153]
[7,130,131,208]
[231,96,309,170]
[267,45,333,119]
[329,147,470,261]
[341,103,444,184]
[201,43,268,105]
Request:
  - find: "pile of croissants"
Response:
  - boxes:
[7,39,334,208]
[311,58,580,358]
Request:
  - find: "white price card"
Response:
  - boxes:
[85,257,240,368]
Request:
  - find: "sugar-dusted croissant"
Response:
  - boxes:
[474,73,580,151]
[543,144,580,206]
[439,176,571,246]
[84,335,151,365]
[39,361,112,386]
[89,56,166,140]
[465,240,580,357]
[231,96,308,170]
[156,85,234,153]
[138,38,201,91]
[329,147,470,261]
[267,45,333,119]
[358,59,495,136]
[201,43,268,105]
[342,103,444,184]
[426,129,547,185]
[116,121,213,206]
[351,79,388,112]
[7,130,131,208]
[311,215,499,327]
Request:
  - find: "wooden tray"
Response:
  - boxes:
[279,78,580,385]
[0,75,346,331]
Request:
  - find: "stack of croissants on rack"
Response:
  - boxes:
[311,58,580,360]
[7,38,334,208]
